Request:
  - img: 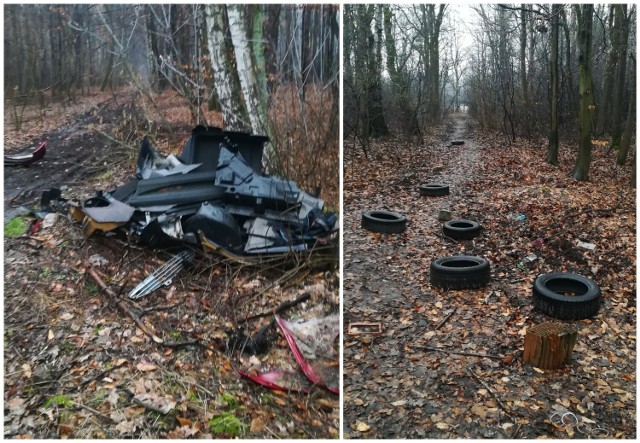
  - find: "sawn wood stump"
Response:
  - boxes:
[523,322,578,370]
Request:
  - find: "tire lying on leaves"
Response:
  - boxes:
[361,210,407,234]
[419,183,449,196]
[532,273,601,320]
[430,256,490,289]
[443,219,482,240]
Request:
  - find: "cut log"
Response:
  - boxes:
[523,322,578,370]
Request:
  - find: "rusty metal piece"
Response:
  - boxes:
[347,322,383,335]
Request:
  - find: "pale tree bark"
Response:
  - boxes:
[207,4,249,131]
[228,5,264,135]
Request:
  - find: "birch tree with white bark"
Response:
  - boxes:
[227,5,265,135]
[207,4,249,131]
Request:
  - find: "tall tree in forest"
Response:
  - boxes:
[609,5,630,150]
[369,4,389,137]
[421,4,446,125]
[572,4,594,181]
[519,5,530,137]
[352,5,388,139]
[617,53,635,166]
[383,5,419,136]
[595,5,620,136]
[207,5,250,131]
[547,4,560,166]
[228,5,265,135]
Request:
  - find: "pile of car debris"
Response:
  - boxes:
[45,125,337,255]
[42,125,338,298]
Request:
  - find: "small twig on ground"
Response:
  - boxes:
[466,367,513,419]
[138,304,180,318]
[414,345,503,360]
[74,402,115,423]
[79,361,128,389]
[241,292,311,323]
[435,308,457,330]
[87,265,163,344]
[118,387,172,415]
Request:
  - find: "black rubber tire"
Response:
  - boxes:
[419,183,450,196]
[361,210,407,234]
[532,273,601,320]
[443,220,482,240]
[430,256,490,289]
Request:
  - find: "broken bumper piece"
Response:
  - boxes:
[51,125,338,257]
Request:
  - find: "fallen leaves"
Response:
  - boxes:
[344,114,636,438]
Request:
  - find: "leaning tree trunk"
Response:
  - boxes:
[547,4,560,166]
[572,5,594,181]
[207,5,250,132]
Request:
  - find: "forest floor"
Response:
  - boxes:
[343,113,636,439]
[3,89,339,438]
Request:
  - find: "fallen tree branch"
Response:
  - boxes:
[118,387,172,415]
[241,292,311,323]
[414,345,503,360]
[87,265,163,344]
[74,402,115,423]
[435,308,457,330]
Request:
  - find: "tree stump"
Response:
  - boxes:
[523,322,578,370]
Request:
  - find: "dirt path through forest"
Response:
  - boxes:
[343,113,636,439]
[4,102,129,222]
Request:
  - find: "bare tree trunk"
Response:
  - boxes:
[572,5,594,181]
[520,5,530,138]
[228,5,264,135]
[595,5,618,136]
[617,55,635,166]
[547,4,560,166]
[207,5,250,131]
[610,5,629,149]
[384,5,419,136]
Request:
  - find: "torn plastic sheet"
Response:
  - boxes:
[240,314,339,394]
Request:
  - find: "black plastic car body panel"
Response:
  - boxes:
[126,183,226,207]
[133,171,217,195]
[184,202,243,249]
